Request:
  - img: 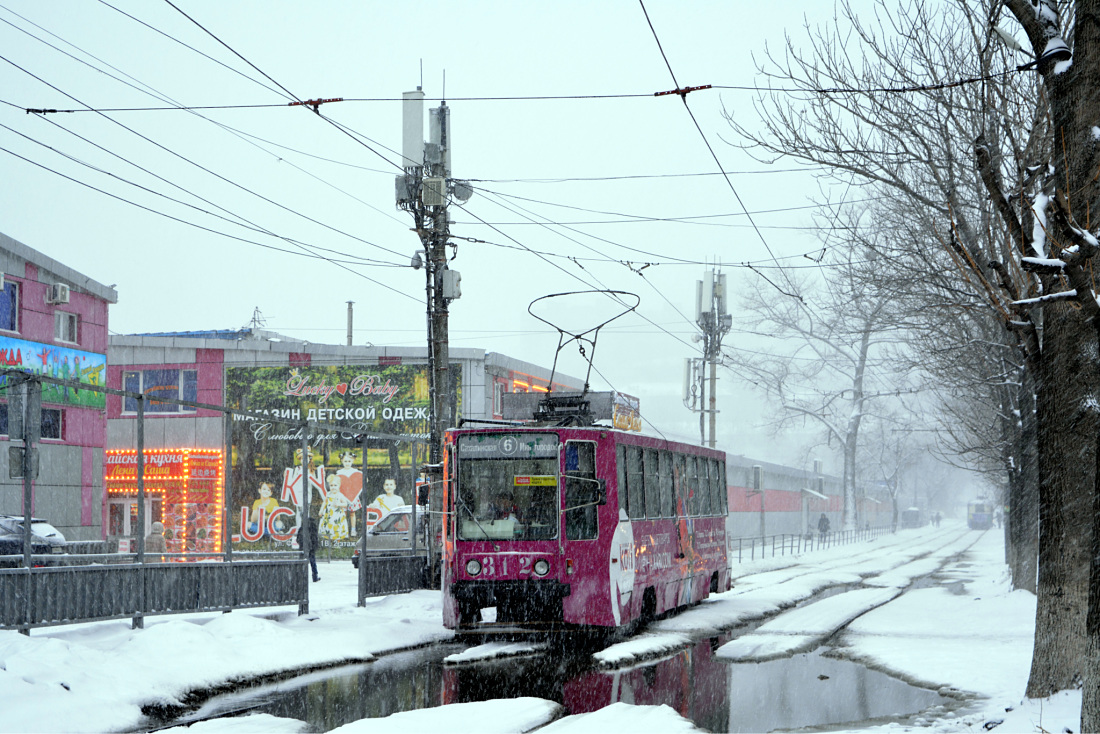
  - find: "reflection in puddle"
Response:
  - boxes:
[148,639,955,733]
[141,645,457,732]
[722,651,950,732]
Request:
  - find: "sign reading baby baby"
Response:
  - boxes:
[226,363,458,552]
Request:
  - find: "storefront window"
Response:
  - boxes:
[123,369,198,413]
[105,449,224,555]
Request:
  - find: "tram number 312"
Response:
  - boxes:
[473,556,540,577]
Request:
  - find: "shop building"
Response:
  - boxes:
[0,232,117,541]
[106,329,581,552]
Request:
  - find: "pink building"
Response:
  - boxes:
[0,232,117,542]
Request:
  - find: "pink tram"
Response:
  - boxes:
[441,425,730,632]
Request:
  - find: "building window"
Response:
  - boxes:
[0,404,63,440]
[123,369,198,413]
[40,408,61,440]
[0,281,19,332]
[55,311,78,343]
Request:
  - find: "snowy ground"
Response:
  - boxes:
[0,521,1078,733]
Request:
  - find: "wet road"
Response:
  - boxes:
[150,616,959,730]
[143,532,975,732]
[150,631,954,732]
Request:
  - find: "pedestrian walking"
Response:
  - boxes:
[298,515,321,582]
[817,512,830,539]
[145,521,167,558]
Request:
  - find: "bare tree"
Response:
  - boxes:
[724,240,905,530]
[725,0,1074,696]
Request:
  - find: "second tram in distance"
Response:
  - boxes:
[441,425,729,632]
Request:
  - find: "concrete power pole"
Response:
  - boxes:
[397,88,467,465]
[684,270,732,448]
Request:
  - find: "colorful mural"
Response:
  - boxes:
[0,335,106,408]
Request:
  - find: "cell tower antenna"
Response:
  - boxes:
[246,306,266,331]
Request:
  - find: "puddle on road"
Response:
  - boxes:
[143,637,957,733]
[722,650,954,732]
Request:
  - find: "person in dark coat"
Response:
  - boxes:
[299,515,321,582]
[817,513,830,538]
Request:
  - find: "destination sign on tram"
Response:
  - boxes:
[514,475,557,486]
[458,433,559,459]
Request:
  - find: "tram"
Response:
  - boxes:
[967,501,994,530]
[441,395,729,633]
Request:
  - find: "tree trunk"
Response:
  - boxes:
[841,431,859,531]
[1083,320,1100,731]
[1026,308,1094,697]
[1008,370,1038,594]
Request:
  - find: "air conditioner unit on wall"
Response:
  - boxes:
[46,283,69,304]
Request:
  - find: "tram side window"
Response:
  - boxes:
[643,449,660,518]
[625,446,645,520]
[715,459,729,513]
[565,441,599,540]
[685,456,700,516]
[697,458,712,516]
[708,459,726,517]
[659,450,674,517]
[672,453,687,515]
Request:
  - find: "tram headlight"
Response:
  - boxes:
[533,559,550,577]
[465,559,482,577]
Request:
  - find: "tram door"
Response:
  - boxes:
[564,441,600,541]
[107,497,162,550]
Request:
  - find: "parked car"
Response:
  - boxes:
[0,515,66,566]
[351,506,429,568]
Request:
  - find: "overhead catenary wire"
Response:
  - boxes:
[15,70,1038,114]
[0,8,414,234]
[0,53,416,261]
[636,0,803,302]
[454,199,702,355]
[472,185,888,228]
[469,188,703,337]
[159,0,406,174]
[0,119,405,268]
[0,142,421,303]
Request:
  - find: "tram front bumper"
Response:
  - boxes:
[453,579,571,627]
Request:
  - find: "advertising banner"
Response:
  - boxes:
[0,335,106,408]
[225,363,459,551]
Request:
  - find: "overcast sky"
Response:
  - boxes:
[0,1,894,469]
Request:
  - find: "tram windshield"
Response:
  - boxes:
[456,433,560,541]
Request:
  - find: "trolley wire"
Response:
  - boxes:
[637,0,802,302]
[0,9,411,233]
[0,142,420,303]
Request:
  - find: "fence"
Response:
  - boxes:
[728,524,890,564]
[0,370,431,632]
[357,552,433,604]
[0,555,307,630]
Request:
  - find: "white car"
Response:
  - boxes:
[352,506,430,567]
[0,515,66,566]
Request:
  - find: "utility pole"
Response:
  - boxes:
[398,88,469,466]
[683,269,732,448]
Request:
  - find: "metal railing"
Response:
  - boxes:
[356,552,432,605]
[729,524,890,563]
[0,556,307,631]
